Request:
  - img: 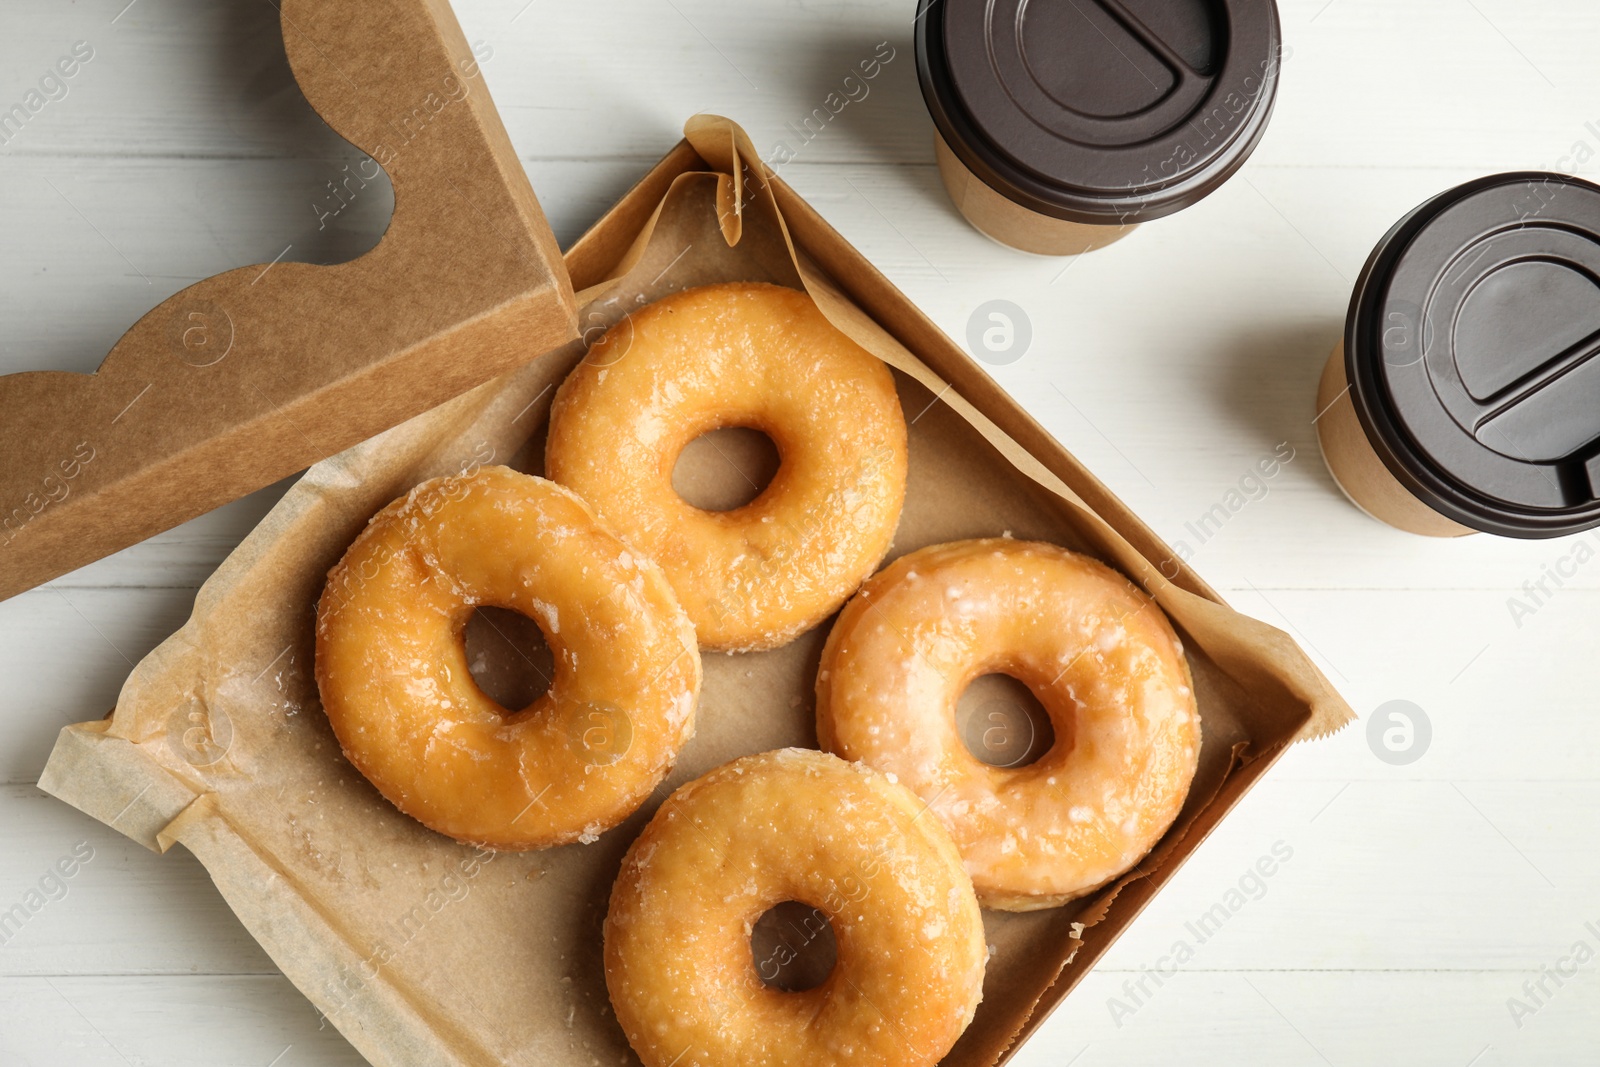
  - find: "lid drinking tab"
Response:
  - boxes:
[916,0,1282,224]
[1347,172,1600,537]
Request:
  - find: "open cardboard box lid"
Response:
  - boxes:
[0,0,580,602]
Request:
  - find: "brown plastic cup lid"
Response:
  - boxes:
[915,0,1282,225]
[1346,172,1600,538]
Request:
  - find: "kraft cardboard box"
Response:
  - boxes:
[22,1,1351,1064]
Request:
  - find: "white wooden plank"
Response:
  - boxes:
[7,153,1600,594]
[1090,773,1600,973]
[13,574,1597,789]
[0,154,662,378]
[0,590,192,785]
[0,975,365,1066]
[7,766,1591,979]
[0,477,292,776]
[5,597,1599,978]
[0,156,391,377]
[0,785,275,977]
[3,969,1592,1066]
[4,768,1596,976]
[1,784,1596,1065]
[1028,968,1600,1067]
[0,0,921,163]
[6,0,1600,172]
[2,969,1596,1066]
[1218,590,1600,762]
[5,769,1591,978]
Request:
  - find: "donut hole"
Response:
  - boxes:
[750,901,838,993]
[955,674,1058,768]
[672,426,781,512]
[463,606,555,713]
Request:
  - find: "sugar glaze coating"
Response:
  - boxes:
[604,749,986,1067]
[816,539,1200,910]
[315,466,701,850]
[546,283,908,653]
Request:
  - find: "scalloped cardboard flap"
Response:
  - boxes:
[0,0,578,601]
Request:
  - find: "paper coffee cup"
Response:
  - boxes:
[915,0,1282,256]
[1317,172,1600,538]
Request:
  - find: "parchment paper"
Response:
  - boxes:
[40,116,1351,1067]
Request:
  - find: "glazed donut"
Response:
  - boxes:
[816,539,1200,911]
[604,748,986,1067]
[546,282,908,653]
[315,466,701,850]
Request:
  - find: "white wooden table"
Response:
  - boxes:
[4,1,1599,1063]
